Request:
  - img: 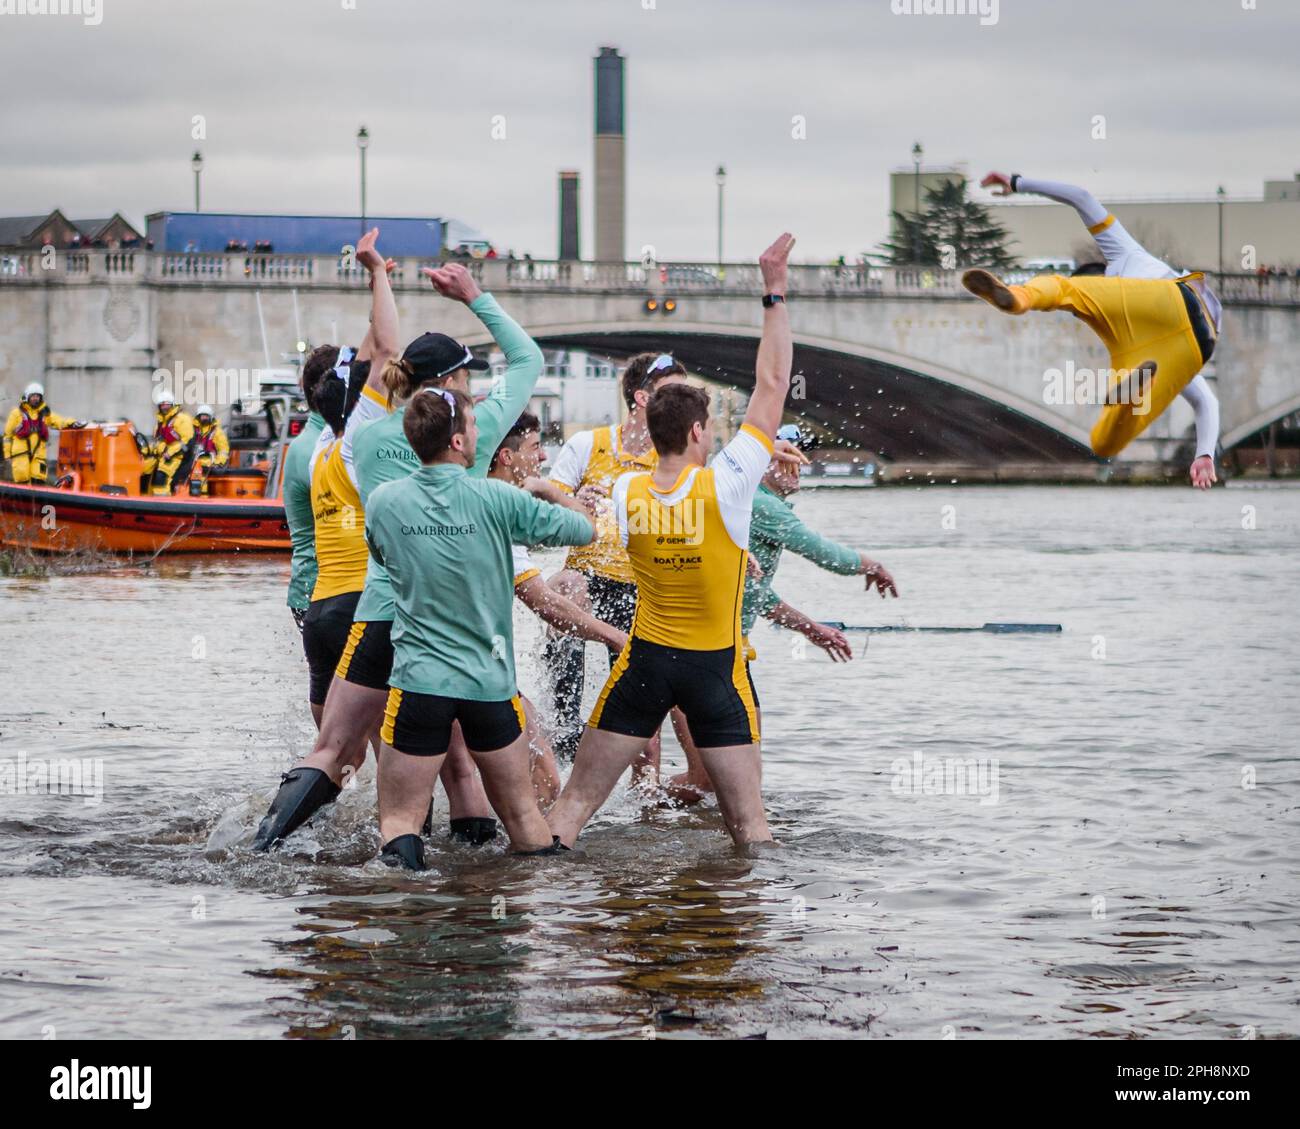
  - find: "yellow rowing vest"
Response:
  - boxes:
[620,426,773,651]
[562,424,656,584]
[310,438,369,601]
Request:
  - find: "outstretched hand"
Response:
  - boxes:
[356,227,386,272]
[981,171,1015,196]
[759,232,796,295]
[863,557,899,598]
[422,263,483,305]
[805,622,853,662]
[1190,455,1217,490]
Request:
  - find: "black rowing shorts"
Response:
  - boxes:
[587,573,638,634]
[336,619,394,690]
[381,688,526,757]
[589,637,760,748]
[301,591,361,705]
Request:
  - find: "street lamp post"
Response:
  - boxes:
[911,141,923,264]
[191,151,203,212]
[715,165,727,269]
[1216,185,1226,281]
[356,127,370,239]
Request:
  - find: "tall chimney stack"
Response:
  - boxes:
[593,46,625,262]
[558,170,581,261]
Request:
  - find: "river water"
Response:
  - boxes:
[2,484,1297,1040]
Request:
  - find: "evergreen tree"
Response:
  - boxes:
[880,178,1017,269]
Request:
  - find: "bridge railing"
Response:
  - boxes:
[1,251,1298,305]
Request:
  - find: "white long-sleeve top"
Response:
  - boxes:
[1013,175,1221,457]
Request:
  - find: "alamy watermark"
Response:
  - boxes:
[890,0,999,27]
[0,0,102,26]
[151,363,264,407]
[0,752,104,806]
[1043,360,1154,414]
[626,497,705,541]
[891,752,1000,805]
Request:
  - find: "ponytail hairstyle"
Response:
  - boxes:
[403,387,473,463]
[382,354,420,407]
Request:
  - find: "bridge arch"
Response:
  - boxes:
[1221,390,1300,450]
[462,319,1094,463]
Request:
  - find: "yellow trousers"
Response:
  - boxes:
[142,452,184,495]
[8,454,44,484]
[1012,273,1209,457]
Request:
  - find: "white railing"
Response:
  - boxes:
[1,251,1298,305]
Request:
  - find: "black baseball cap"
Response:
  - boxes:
[402,332,489,383]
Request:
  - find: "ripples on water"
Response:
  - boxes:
[1,486,1297,1039]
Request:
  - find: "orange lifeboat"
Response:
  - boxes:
[0,418,291,555]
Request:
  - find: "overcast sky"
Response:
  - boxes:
[2,0,1298,261]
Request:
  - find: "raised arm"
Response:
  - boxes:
[982,171,1109,228]
[354,229,398,383]
[423,263,543,455]
[982,170,1173,274]
[742,232,796,441]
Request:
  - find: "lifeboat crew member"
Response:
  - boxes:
[191,405,230,492]
[141,385,195,495]
[4,383,83,485]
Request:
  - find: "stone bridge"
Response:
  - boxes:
[1,251,1296,463]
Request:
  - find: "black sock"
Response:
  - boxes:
[449,816,499,846]
[380,833,427,871]
[252,767,340,851]
[514,835,571,857]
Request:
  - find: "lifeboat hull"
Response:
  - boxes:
[0,482,289,554]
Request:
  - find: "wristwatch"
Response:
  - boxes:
[1009,173,1021,193]
[762,294,785,308]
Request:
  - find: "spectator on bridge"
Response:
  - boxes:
[4,383,84,485]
